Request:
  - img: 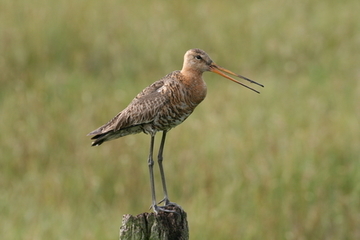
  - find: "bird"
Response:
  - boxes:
[87,48,264,213]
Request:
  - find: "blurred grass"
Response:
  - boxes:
[1,0,360,239]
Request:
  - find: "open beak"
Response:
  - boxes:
[209,63,264,94]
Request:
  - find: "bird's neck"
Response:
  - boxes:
[180,68,203,83]
[180,69,207,105]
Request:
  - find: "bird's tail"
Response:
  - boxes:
[88,125,144,146]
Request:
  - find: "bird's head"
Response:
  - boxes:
[183,48,214,73]
[182,49,264,93]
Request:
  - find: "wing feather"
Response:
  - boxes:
[87,72,177,136]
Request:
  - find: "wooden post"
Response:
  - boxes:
[119,206,189,240]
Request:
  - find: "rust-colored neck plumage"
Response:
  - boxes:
[179,68,207,106]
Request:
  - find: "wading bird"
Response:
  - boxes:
[88,49,263,213]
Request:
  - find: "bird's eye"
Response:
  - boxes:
[195,55,202,60]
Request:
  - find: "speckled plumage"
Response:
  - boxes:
[88,70,207,145]
[88,49,211,146]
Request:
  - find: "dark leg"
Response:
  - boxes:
[157,131,181,209]
[148,135,157,211]
[148,134,175,213]
[157,131,170,205]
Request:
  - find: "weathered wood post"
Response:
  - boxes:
[119,206,188,240]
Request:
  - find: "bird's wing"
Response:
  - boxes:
[88,73,177,135]
[112,80,169,131]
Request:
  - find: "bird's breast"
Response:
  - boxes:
[145,71,208,132]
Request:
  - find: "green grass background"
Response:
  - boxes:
[1,0,359,239]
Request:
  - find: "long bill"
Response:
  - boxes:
[209,63,264,94]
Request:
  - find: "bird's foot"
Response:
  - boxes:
[158,198,183,210]
[149,204,177,214]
